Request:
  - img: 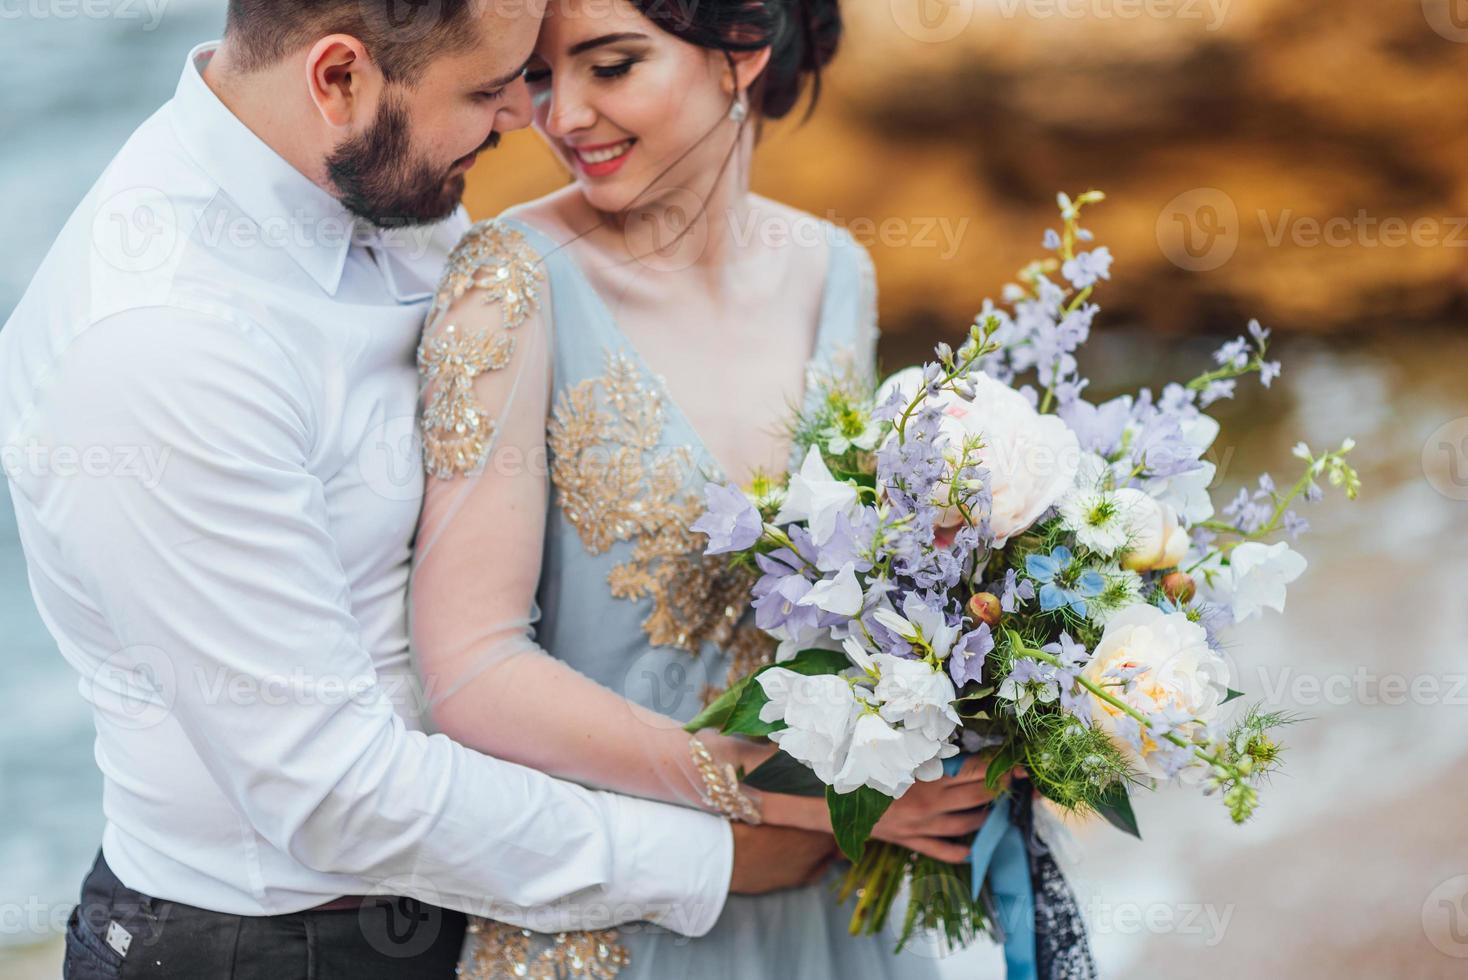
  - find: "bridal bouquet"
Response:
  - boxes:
[686,192,1359,963]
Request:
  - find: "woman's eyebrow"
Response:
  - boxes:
[568,32,649,56]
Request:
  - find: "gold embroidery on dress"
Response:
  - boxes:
[460,919,629,980]
[547,350,776,675]
[418,220,544,479]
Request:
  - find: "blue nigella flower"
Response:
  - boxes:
[1024,545,1105,617]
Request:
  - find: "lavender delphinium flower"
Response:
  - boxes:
[1061,246,1113,290]
[997,656,1063,715]
[691,483,763,555]
[1041,633,1093,723]
[1058,394,1132,457]
[998,567,1035,613]
[948,623,994,687]
[1199,379,1237,407]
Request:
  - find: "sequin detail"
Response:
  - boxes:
[418,221,544,478]
[547,350,775,670]
[459,919,629,980]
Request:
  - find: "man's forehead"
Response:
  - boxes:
[438,0,546,82]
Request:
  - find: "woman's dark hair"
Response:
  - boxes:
[629,0,843,120]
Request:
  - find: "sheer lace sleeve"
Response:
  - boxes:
[410,221,765,822]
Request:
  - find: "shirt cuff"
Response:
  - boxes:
[600,792,733,938]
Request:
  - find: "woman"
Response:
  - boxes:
[410,0,1008,975]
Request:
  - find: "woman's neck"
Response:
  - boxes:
[595,122,759,279]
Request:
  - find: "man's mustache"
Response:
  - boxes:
[478,131,502,154]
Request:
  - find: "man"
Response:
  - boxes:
[0,1,832,977]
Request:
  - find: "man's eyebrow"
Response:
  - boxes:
[481,57,534,90]
[568,32,648,56]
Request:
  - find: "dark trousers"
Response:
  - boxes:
[64,850,467,979]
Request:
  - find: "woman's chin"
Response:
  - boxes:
[573,177,639,217]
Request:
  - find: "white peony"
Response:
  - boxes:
[773,446,859,546]
[757,669,860,784]
[1117,489,1190,572]
[872,653,961,743]
[1080,605,1230,779]
[875,367,1080,544]
[1227,541,1307,621]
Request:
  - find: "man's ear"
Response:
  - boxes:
[305,35,383,129]
[724,46,773,99]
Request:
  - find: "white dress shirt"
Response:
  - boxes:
[0,43,731,935]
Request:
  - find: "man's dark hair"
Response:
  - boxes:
[224,0,482,82]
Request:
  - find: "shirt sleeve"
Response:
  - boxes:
[22,304,732,936]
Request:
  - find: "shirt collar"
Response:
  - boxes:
[169,42,356,296]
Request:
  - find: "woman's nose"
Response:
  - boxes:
[542,79,596,139]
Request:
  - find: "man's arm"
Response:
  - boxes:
[20,306,731,935]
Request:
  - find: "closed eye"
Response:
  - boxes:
[592,60,636,80]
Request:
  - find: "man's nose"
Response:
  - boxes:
[496,76,535,134]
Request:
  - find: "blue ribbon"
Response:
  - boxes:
[943,754,1037,980]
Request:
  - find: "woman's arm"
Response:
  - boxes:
[410,225,767,821]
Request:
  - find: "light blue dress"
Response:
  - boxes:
[453,215,947,980]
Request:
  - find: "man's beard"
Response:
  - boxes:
[325,93,499,228]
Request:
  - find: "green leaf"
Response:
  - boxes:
[1095,782,1142,839]
[952,687,995,718]
[722,648,853,737]
[984,744,1018,792]
[741,750,828,797]
[826,784,893,862]
[1221,688,1245,705]
[683,673,754,734]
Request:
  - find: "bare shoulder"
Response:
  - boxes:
[746,194,854,280]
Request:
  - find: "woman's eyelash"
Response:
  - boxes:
[592,59,637,79]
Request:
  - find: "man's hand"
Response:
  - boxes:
[728,823,837,895]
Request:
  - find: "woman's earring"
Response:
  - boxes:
[729,96,748,124]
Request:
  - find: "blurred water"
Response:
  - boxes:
[0,0,225,953]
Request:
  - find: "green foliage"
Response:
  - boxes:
[826,784,894,862]
[741,749,827,797]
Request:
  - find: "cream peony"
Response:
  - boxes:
[875,368,1081,544]
[1116,488,1190,572]
[1080,605,1230,778]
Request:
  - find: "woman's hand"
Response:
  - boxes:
[755,752,1020,863]
[870,755,1019,862]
